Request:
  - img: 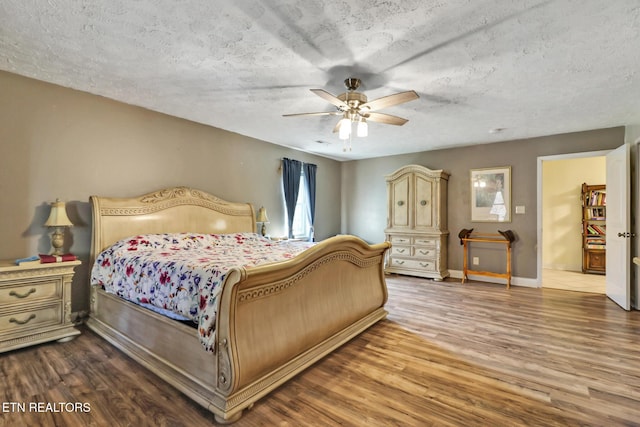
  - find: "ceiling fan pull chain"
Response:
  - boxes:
[342,122,353,152]
[348,129,353,151]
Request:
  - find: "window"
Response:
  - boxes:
[290,169,311,239]
[281,158,316,241]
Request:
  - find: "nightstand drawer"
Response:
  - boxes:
[0,303,62,335]
[0,280,61,307]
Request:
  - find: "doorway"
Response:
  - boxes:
[538,152,609,293]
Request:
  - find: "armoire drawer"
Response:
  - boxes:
[413,247,437,258]
[414,237,438,247]
[389,235,411,245]
[389,258,436,272]
[390,246,411,256]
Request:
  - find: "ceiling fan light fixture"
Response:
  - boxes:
[357,118,368,137]
[284,77,419,149]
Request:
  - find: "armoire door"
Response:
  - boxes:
[389,174,410,229]
[414,174,434,230]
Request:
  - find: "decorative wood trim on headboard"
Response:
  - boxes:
[97,187,253,217]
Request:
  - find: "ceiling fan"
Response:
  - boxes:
[283,78,419,149]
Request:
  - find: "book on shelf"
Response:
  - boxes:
[588,190,606,206]
[15,255,41,266]
[586,207,605,220]
[586,224,606,235]
[585,234,605,248]
[38,253,78,263]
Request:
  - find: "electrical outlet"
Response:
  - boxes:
[472,257,480,265]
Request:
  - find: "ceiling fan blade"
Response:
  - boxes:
[360,91,419,112]
[310,89,349,109]
[283,111,341,118]
[365,112,409,126]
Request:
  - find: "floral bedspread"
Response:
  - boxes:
[90,233,313,352]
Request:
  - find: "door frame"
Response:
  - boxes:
[536,150,611,287]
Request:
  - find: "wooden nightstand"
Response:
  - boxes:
[0,259,81,353]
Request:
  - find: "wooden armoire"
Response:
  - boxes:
[384,165,449,280]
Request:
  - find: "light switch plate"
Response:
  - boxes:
[515,205,525,214]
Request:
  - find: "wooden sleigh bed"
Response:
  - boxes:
[86,187,390,423]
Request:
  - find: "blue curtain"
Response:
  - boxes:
[282,158,302,238]
[304,163,317,241]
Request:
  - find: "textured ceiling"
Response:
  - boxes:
[1,1,639,160]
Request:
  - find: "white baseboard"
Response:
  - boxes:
[448,270,539,288]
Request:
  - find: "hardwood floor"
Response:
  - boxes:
[1,275,640,426]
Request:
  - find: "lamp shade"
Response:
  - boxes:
[338,117,351,140]
[357,119,368,137]
[256,206,269,223]
[44,199,73,227]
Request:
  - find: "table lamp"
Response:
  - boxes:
[44,199,73,255]
[256,207,269,236]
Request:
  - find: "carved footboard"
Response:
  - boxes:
[213,235,390,421]
[88,236,390,423]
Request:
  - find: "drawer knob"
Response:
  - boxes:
[9,288,36,299]
[420,263,430,267]
[420,200,428,206]
[420,250,430,255]
[9,314,36,325]
[397,200,405,206]
[397,248,405,253]
[396,260,405,265]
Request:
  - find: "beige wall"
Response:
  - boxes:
[541,156,606,271]
[0,71,342,314]
[342,127,625,280]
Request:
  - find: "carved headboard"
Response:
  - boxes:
[89,187,256,265]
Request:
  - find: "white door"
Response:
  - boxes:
[606,144,631,310]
